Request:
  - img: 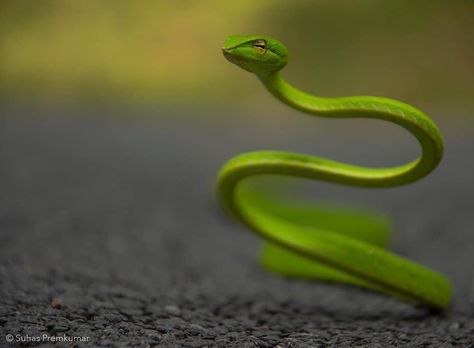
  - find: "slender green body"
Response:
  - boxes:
[218,35,451,309]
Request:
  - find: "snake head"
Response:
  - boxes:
[222,35,288,75]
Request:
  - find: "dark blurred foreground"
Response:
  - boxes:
[0,106,473,347]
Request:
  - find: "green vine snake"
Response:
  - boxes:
[217,35,451,309]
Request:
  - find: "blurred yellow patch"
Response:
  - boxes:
[1,1,473,109]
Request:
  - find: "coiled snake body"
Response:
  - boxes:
[218,35,451,309]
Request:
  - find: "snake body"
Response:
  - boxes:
[218,35,451,309]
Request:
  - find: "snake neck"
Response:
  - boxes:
[257,72,330,115]
[258,72,295,99]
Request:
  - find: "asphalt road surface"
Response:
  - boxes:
[1,106,473,347]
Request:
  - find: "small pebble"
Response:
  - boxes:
[164,305,182,317]
[449,322,461,330]
[51,297,63,309]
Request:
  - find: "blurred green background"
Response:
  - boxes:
[1,0,473,113]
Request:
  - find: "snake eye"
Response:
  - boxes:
[252,39,267,53]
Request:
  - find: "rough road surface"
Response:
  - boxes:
[1,107,473,347]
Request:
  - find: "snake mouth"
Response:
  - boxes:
[222,47,235,56]
[222,48,240,64]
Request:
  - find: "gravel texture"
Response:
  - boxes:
[0,106,473,347]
